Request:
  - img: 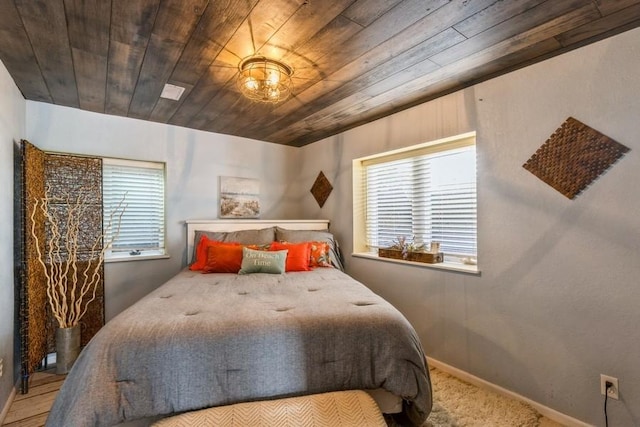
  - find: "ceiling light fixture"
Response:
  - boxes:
[237,55,293,104]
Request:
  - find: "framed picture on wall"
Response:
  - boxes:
[219,176,260,219]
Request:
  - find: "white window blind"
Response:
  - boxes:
[103,158,166,259]
[360,135,477,258]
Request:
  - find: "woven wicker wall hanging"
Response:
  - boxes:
[523,117,629,199]
[310,171,333,208]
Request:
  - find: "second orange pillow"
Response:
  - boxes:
[270,241,312,272]
[202,243,245,273]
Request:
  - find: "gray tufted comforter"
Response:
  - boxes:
[46,268,432,426]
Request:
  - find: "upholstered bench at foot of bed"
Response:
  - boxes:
[151,390,387,427]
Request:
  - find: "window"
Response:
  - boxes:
[353,132,477,267]
[102,158,166,261]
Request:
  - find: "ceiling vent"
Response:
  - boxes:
[160,83,185,101]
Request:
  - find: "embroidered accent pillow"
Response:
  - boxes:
[239,247,288,274]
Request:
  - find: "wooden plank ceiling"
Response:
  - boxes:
[1,0,639,147]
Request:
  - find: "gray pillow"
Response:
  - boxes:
[192,227,275,263]
[275,227,344,271]
[239,248,287,274]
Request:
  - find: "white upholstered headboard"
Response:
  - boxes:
[185,219,330,263]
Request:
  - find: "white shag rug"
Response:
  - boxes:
[401,368,565,427]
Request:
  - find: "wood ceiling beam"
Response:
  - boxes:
[0,1,51,102]
[276,3,601,145]
[65,0,111,113]
[15,0,78,107]
[106,0,161,116]
[127,0,209,120]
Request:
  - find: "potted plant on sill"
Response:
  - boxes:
[29,188,125,374]
[378,236,443,264]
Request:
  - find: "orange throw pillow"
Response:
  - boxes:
[202,244,245,273]
[270,241,311,272]
[190,235,222,271]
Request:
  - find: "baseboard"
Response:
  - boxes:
[0,384,17,425]
[427,357,593,427]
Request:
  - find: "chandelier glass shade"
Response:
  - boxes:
[237,56,293,103]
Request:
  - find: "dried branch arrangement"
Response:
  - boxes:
[29,188,125,328]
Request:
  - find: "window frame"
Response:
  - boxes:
[352,132,479,274]
[102,157,169,263]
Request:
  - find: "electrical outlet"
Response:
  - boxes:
[601,374,619,400]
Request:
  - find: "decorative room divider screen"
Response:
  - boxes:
[16,140,104,393]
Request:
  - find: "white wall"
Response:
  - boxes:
[297,27,640,425]
[0,60,26,417]
[26,103,302,319]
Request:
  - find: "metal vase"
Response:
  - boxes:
[56,325,80,374]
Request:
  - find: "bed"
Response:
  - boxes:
[46,220,432,426]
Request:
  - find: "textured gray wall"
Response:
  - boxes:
[0,59,26,417]
[296,27,640,426]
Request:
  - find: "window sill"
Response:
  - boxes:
[105,253,170,263]
[352,252,480,275]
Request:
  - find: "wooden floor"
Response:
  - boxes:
[2,370,65,427]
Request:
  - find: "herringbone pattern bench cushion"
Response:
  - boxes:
[152,390,387,427]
